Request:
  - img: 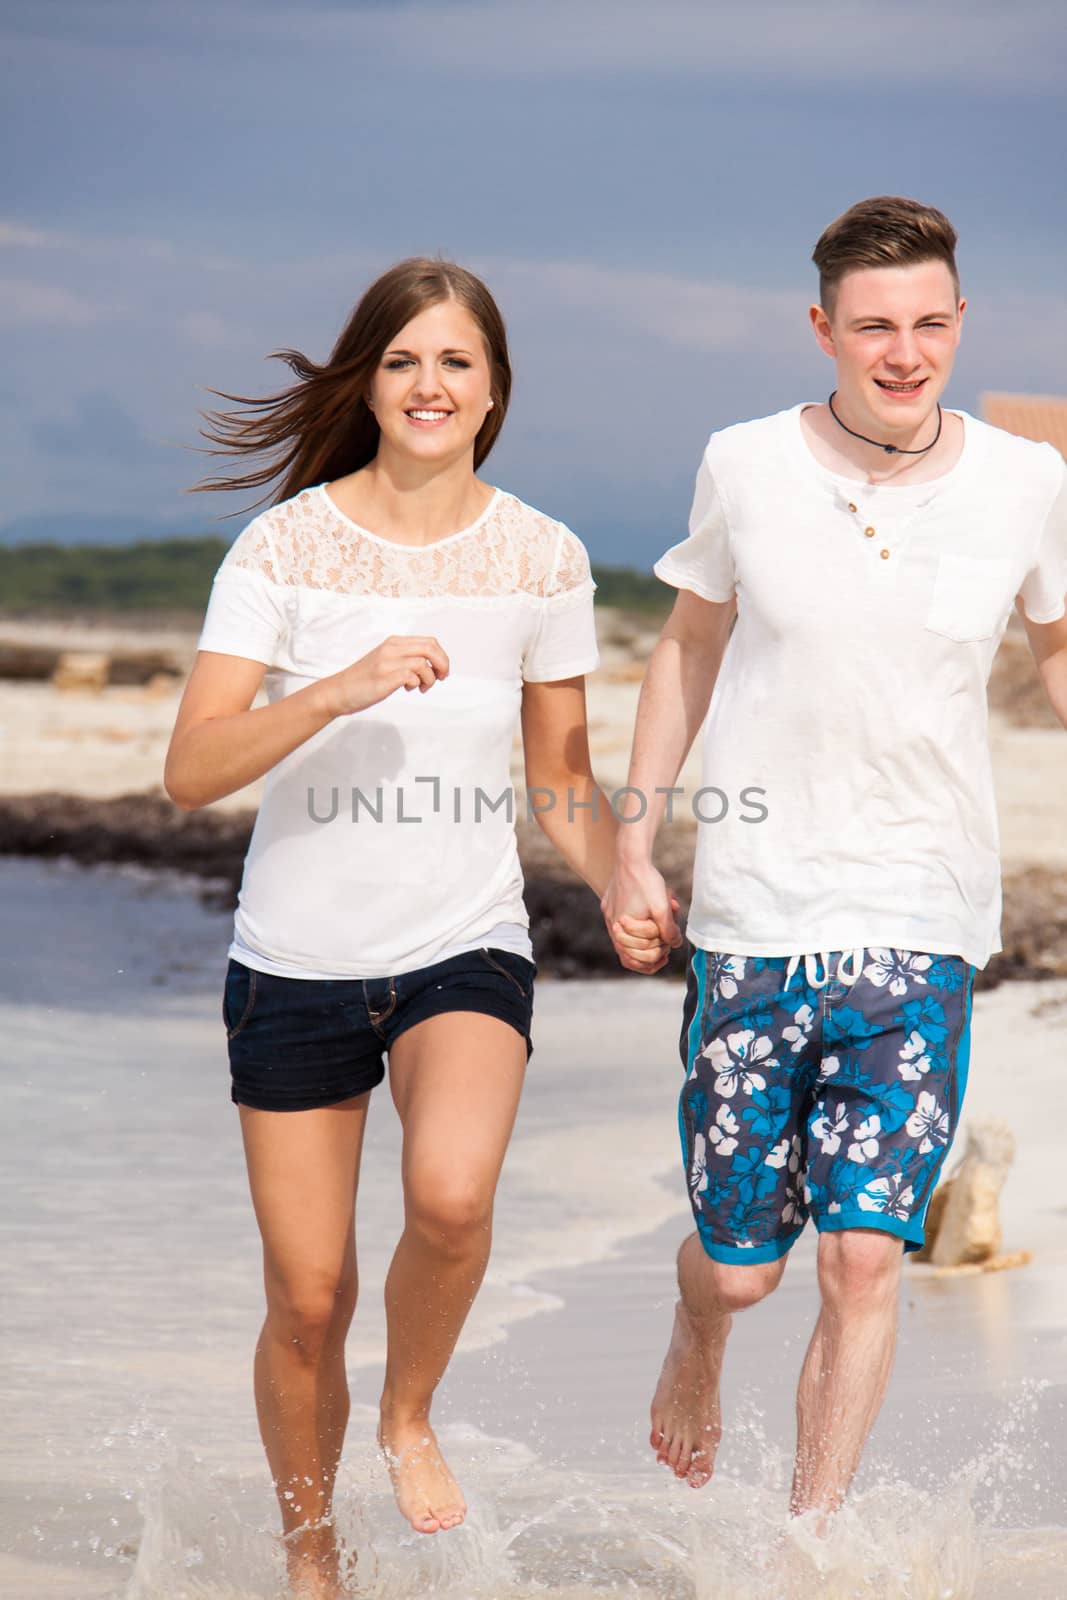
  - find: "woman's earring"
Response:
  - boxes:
[486,399,494,410]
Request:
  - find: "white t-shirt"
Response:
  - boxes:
[196,484,599,979]
[654,405,1067,969]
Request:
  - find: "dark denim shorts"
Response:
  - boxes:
[224,946,536,1112]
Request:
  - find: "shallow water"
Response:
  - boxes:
[9,1413,1067,1598]
[2,857,1066,1598]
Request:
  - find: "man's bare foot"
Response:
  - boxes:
[649,1298,727,1487]
[378,1412,466,1534]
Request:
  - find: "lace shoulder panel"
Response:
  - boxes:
[544,522,594,599]
[219,501,295,586]
[221,486,593,601]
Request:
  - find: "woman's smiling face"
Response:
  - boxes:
[368,298,494,469]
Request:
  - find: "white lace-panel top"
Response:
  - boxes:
[197,484,599,979]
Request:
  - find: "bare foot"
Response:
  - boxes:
[288,1565,347,1600]
[378,1413,466,1534]
[283,1525,349,1599]
[649,1299,727,1487]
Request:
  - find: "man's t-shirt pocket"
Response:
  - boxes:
[924,554,1014,643]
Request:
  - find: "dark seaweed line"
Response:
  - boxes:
[3,791,1066,988]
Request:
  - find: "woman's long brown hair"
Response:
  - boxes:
[194,257,512,507]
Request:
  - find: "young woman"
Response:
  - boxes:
[165,259,666,1599]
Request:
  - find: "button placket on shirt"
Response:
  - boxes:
[839,475,948,571]
[840,495,898,567]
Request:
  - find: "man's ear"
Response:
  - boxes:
[809,302,835,358]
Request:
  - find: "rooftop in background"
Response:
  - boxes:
[981,393,1067,459]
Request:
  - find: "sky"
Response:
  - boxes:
[2,0,1065,567]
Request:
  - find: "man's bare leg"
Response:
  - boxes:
[790,1230,903,1520]
[379,1013,526,1534]
[651,1232,787,1486]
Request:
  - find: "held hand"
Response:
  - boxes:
[602,860,683,975]
[612,907,681,975]
[318,636,450,718]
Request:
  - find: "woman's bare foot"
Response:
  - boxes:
[649,1299,728,1487]
[378,1411,467,1533]
[283,1523,349,1599]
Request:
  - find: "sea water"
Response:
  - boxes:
[2,856,1065,1598]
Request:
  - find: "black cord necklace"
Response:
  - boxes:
[828,391,942,456]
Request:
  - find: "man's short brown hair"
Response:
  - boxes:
[813,196,960,314]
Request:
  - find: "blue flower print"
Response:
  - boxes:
[730,1143,773,1185]
[728,1175,776,1234]
[820,1052,879,1097]
[823,1159,868,1211]
[875,1078,919,1136]
[742,1003,778,1035]
[926,958,966,994]
[686,1087,709,1128]
[824,1005,882,1052]
[894,996,949,1045]
[740,1082,793,1138]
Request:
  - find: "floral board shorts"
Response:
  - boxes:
[678,948,976,1263]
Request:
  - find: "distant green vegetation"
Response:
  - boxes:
[0,537,670,617]
[0,538,230,614]
[590,564,671,614]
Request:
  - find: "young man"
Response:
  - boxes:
[602,196,1067,1518]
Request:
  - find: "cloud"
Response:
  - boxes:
[0,221,61,247]
[29,392,174,464]
[180,311,243,347]
[953,290,1067,397]
[4,216,1065,556]
[367,0,1067,91]
[489,258,806,355]
[6,0,1061,92]
[0,217,238,272]
[1,277,99,326]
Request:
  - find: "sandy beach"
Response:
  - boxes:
[1,608,1065,864]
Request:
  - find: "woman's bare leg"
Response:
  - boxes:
[239,1094,371,1598]
[378,1012,526,1533]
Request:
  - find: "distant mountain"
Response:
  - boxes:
[0,513,214,547]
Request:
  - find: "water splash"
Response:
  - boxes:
[7,1387,1067,1599]
[688,1475,981,1600]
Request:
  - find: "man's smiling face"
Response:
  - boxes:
[812,260,965,440]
